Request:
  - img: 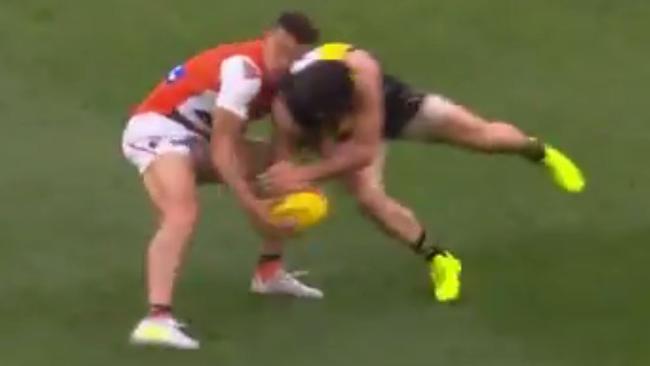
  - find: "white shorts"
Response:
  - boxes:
[121,112,209,174]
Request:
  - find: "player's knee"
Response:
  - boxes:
[160,204,199,236]
[438,107,496,151]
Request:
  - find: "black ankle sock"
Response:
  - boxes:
[150,304,173,317]
[258,254,282,264]
[523,138,546,162]
[411,230,443,261]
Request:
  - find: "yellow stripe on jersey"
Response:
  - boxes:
[291,42,354,74]
[316,43,356,139]
[318,43,354,61]
[289,42,356,139]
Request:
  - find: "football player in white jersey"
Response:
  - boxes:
[122,13,321,350]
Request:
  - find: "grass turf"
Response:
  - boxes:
[0,0,648,365]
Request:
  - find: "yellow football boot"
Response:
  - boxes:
[542,144,586,193]
[429,251,462,302]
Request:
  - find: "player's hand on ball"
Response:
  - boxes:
[270,191,329,232]
[258,161,311,196]
[245,198,297,238]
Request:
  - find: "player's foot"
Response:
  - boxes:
[429,251,462,302]
[130,315,200,350]
[542,144,585,193]
[251,269,324,299]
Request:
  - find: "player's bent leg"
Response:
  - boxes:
[130,153,200,350]
[236,138,324,299]
[344,147,461,302]
[353,185,422,244]
[122,114,203,349]
[344,145,419,243]
[403,95,585,192]
[142,154,199,308]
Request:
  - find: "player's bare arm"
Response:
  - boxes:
[256,98,311,195]
[210,56,294,237]
[211,108,256,204]
[212,108,294,238]
[270,96,303,162]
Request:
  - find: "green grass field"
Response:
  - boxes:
[1,0,648,365]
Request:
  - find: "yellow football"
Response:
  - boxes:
[270,190,329,231]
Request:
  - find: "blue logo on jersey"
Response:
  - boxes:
[166,65,186,83]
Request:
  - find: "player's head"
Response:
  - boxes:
[264,11,319,77]
[279,60,355,141]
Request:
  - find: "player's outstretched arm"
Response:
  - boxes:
[256,97,314,195]
[211,56,294,237]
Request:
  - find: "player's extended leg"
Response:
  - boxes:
[343,145,461,302]
[402,95,585,192]
[240,138,323,299]
[130,153,200,350]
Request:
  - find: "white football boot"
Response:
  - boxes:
[130,316,200,350]
[251,270,324,299]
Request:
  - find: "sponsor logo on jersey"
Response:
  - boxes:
[166,65,186,83]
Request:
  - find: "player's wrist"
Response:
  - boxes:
[227,182,257,209]
[300,164,328,182]
[303,153,357,181]
[238,191,259,209]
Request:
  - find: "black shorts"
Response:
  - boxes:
[382,75,425,139]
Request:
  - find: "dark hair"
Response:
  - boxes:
[275,11,319,45]
[280,60,355,140]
